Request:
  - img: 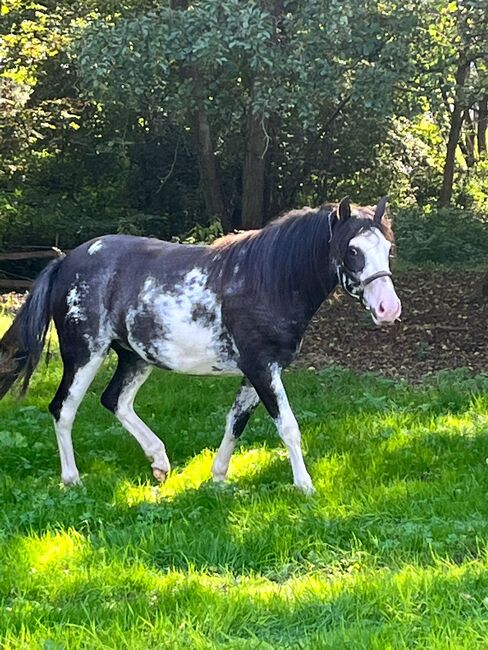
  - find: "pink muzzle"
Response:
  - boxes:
[363,277,401,324]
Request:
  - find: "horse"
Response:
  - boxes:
[0,197,401,493]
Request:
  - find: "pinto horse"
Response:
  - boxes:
[0,198,401,493]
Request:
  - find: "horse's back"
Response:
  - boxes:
[65,234,206,273]
[49,234,240,374]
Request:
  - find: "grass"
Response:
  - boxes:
[1,329,488,648]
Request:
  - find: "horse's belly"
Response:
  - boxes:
[126,270,241,376]
[158,327,242,376]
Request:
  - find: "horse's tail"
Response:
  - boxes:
[0,256,64,399]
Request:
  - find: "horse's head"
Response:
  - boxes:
[330,197,401,325]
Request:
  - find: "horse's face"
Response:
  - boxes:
[347,227,401,324]
[334,197,401,325]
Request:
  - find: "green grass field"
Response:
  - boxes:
[1,316,488,648]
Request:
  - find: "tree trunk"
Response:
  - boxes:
[241,109,269,230]
[439,61,470,207]
[170,0,230,230]
[463,110,476,167]
[478,97,487,156]
[190,102,231,231]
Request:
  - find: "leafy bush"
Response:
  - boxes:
[457,159,488,213]
[172,220,224,245]
[394,207,488,266]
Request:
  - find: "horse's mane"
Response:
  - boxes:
[208,203,393,306]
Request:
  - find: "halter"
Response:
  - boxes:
[337,267,392,306]
[327,208,392,307]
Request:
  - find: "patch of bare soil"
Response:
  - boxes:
[297,270,488,382]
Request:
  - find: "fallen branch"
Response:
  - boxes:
[0,248,63,261]
[0,279,32,289]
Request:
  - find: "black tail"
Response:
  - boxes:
[0,257,64,398]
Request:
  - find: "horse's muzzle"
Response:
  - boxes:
[363,277,401,324]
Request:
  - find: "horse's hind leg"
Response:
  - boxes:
[49,350,107,485]
[212,380,260,482]
[101,346,170,481]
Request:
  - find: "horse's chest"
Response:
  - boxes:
[126,271,241,375]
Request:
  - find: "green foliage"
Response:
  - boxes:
[173,219,224,245]
[395,206,488,266]
[1,357,488,646]
[0,0,487,263]
[75,0,420,212]
[458,159,488,212]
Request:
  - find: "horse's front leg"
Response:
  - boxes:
[242,361,315,494]
[212,380,260,482]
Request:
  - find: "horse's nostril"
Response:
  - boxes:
[378,301,386,314]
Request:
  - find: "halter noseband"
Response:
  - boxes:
[337,267,392,306]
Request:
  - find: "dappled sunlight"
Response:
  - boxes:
[114,480,162,507]
[0,315,11,336]
[18,529,88,574]
[3,534,488,648]
[114,449,215,505]
[1,361,488,645]
[113,446,281,507]
[160,449,214,497]
[434,411,488,437]
[227,446,279,481]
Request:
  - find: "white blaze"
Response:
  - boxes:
[349,229,401,324]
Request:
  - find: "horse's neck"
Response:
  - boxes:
[272,256,337,331]
[286,248,337,318]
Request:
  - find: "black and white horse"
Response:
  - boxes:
[0,198,400,493]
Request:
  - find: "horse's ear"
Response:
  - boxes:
[337,197,351,221]
[373,196,388,224]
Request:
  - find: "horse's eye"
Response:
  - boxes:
[349,247,358,256]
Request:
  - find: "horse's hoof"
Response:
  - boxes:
[62,474,82,486]
[295,481,316,496]
[152,468,168,482]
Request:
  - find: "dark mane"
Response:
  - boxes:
[209,207,332,307]
[208,204,393,307]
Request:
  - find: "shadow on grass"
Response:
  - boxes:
[2,530,488,648]
[2,419,488,576]
[1,366,488,646]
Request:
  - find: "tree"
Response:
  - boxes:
[414,0,488,206]
[75,0,420,229]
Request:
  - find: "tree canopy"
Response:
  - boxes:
[0,0,487,250]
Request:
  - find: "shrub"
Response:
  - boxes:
[394,206,488,266]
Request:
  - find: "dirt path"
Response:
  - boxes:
[297,270,488,381]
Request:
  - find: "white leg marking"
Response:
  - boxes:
[114,366,171,480]
[212,384,259,482]
[270,364,315,494]
[54,354,105,485]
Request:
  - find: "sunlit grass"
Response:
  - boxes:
[0,314,488,647]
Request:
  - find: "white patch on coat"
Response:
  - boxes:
[126,270,241,375]
[66,281,89,322]
[87,240,103,255]
[213,384,260,481]
[270,363,315,494]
